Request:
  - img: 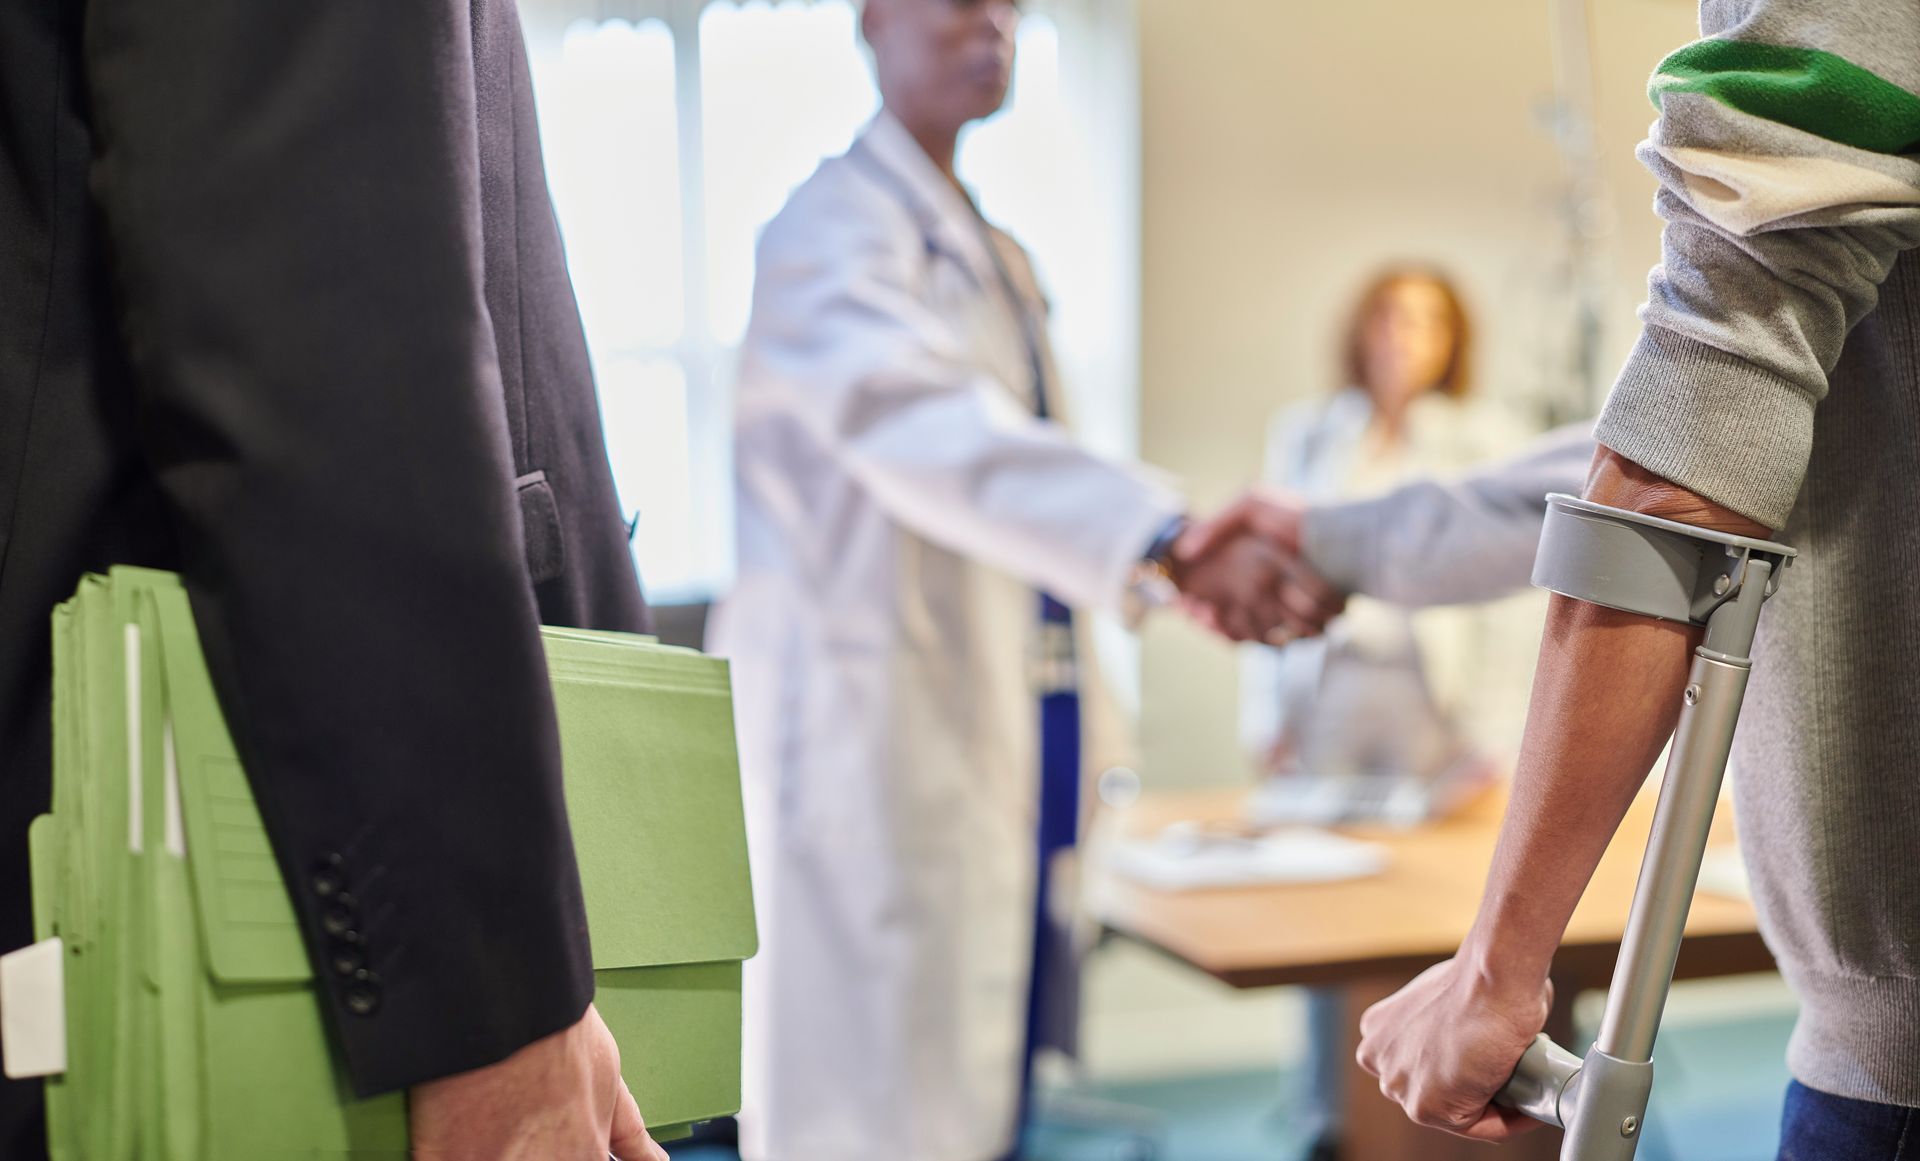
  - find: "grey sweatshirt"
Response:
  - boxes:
[1301,422,1594,608]
[1307,0,1920,1106]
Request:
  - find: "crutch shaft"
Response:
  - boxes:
[1597,649,1749,1062]
[1493,498,1787,1160]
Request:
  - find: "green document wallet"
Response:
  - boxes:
[28,568,757,1159]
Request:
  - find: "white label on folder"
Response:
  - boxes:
[126,623,143,854]
[163,715,187,858]
[0,938,68,1079]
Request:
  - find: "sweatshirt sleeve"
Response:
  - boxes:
[1300,423,1596,607]
[1595,0,1920,530]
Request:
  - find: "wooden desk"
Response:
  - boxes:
[1092,786,1772,1161]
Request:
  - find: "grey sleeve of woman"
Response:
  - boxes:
[1299,422,1597,608]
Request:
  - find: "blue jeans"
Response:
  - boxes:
[1780,1080,1919,1160]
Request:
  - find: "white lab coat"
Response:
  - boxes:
[707,114,1182,1161]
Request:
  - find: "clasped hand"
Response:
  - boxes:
[1169,490,1346,644]
[410,1004,668,1161]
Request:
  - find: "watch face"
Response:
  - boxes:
[1146,515,1190,566]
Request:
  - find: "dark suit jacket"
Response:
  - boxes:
[0,1,649,1152]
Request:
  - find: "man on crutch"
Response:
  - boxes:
[1347,2,1920,1155]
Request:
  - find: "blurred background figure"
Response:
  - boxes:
[705,2,1296,1160]
[1241,267,1533,817]
[1236,267,1536,1161]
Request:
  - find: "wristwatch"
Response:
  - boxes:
[1139,514,1189,582]
[1123,513,1190,624]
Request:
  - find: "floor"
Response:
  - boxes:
[665,989,1795,1161]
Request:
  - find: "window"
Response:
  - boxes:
[522,0,1140,603]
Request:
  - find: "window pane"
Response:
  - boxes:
[538,19,685,352]
[962,15,1134,458]
[701,0,879,346]
[596,354,698,595]
[961,16,1068,238]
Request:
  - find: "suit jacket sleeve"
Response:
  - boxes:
[81,0,594,1095]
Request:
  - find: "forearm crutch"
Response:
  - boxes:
[1493,493,1795,1160]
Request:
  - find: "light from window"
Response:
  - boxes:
[596,354,696,591]
[525,2,1126,602]
[540,19,686,353]
[701,1,879,347]
[961,16,1122,452]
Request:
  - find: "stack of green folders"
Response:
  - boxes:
[28,567,756,1159]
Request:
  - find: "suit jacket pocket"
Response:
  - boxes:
[516,471,567,586]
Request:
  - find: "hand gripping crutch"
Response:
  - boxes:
[1492,494,1795,1160]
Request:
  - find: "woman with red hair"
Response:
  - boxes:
[1241,265,1537,1160]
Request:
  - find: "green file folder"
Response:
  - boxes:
[29,567,755,1159]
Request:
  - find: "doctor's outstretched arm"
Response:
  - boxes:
[741,191,1192,614]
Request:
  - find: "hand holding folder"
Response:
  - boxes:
[3,568,756,1159]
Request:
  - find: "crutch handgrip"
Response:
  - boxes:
[1498,1033,1584,1128]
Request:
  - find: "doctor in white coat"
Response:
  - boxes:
[706,2,1316,1159]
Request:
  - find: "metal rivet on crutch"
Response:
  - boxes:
[1713,573,1732,595]
[1622,1116,1639,1137]
[1683,684,1701,705]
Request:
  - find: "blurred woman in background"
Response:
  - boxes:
[1242,266,1538,789]
[1240,266,1540,1159]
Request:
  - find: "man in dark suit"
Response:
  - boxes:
[1,3,667,1157]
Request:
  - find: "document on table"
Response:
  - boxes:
[1104,823,1389,891]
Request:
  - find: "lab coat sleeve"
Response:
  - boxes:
[745,184,1185,612]
[1299,423,1597,607]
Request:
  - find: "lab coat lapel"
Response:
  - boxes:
[857,114,1064,420]
[855,113,1004,297]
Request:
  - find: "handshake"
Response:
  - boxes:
[1166,491,1348,645]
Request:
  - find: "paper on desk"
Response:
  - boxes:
[1695,846,1751,901]
[1104,826,1388,891]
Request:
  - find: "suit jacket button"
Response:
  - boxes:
[331,948,366,977]
[322,907,357,938]
[346,985,381,1016]
[312,855,347,897]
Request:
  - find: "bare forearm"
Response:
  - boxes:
[1460,447,1771,985]
[1462,598,1696,981]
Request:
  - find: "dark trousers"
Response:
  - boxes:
[1780,1080,1919,1160]
[1,1080,43,1161]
